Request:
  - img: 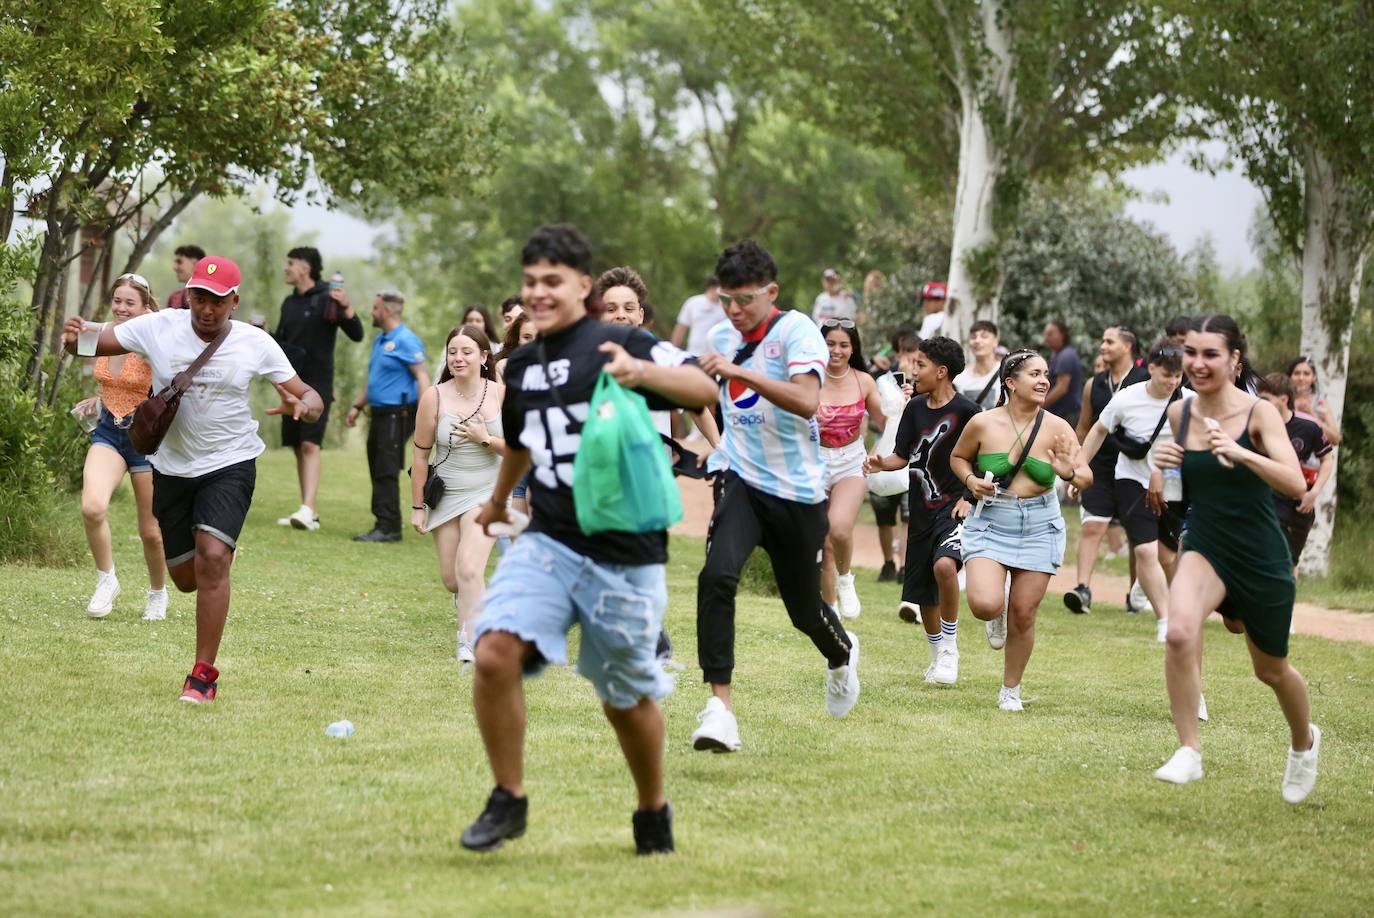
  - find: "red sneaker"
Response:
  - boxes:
[180,661,219,703]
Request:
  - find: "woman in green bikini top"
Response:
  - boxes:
[1149,314,1320,805]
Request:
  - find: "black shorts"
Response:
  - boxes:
[281,397,331,446]
[152,459,257,567]
[1109,478,1159,547]
[1080,475,1117,523]
[1275,503,1315,565]
[869,491,909,527]
[902,509,964,607]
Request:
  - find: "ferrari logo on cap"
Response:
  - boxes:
[207,264,217,275]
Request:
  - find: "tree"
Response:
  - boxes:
[1180,0,1374,575]
[713,0,1193,343]
[1,0,493,403]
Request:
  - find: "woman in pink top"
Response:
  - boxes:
[73,274,167,621]
[818,319,885,619]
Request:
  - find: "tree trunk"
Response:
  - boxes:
[1296,146,1367,578]
[943,0,1014,346]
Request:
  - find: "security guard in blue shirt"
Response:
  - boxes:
[346,291,430,541]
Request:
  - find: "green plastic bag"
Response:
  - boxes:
[573,370,683,534]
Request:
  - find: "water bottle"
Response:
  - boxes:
[329,270,344,290]
[1162,467,1183,502]
[325,719,355,738]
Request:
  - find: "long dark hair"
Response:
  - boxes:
[1193,314,1257,391]
[1287,355,1319,393]
[821,321,867,374]
[502,312,533,354]
[438,323,497,383]
[996,348,1042,407]
[462,304,499,344]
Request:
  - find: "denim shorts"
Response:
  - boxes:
[962,491,1066,574]
[90,406,151,473]
[511,471,532,500]
[474,532,671,709]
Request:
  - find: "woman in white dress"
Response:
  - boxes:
[412,324,506,662]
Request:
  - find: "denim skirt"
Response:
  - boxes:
[961,491,1066,574]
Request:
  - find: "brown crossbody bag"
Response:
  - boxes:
[129,324,231,455]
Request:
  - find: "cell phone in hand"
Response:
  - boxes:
[891,371,906,387]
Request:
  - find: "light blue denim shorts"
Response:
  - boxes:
[961,491,1066,574]
[474,532,671,709]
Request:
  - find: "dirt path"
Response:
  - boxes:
[670,478,1374,645]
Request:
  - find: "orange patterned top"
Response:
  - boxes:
[93,354,153,421]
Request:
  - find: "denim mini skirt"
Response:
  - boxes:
[961,491,1066,574]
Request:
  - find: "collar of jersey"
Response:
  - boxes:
[742,308,781,343]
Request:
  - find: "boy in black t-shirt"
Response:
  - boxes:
[1257,373,1334,570]
[461,226,717,856]
[866,336,981,686]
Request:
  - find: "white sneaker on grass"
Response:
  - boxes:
[691,697,741,752]
[985,609,1007,650]
[1281,724,1321,804]
[997,684,1023,712]
[86,571,120,618]
[281,505,320,531]
[1154,746,1203,784]
[836,573,861,619]
[932,646,959,686]
[1130,579,1153,614]
[825,630,860,717]
[1156,617,1169,643]
[142,588,168,621]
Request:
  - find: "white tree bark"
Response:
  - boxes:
[1296,145,1365,578]
[943,0,1015,346]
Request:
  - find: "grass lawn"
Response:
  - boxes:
[3,447,1372,916]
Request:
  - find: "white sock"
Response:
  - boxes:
[941,619,958,651]
[927,632,942,662]
[98,568,115,580]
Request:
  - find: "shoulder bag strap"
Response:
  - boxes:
[169,323,231,395]
[1145,388,1183,448]
[1178,397,1193,447]
[1002,409,1045,487]
[975,374,998,407]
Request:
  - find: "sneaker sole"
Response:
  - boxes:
[289,518,320,531]
[142,614,167,622]
[691,735,739,753]
[86,607,114,619]
[1063,592,1089,614]
[460,826,526,852]
[897,605,921,624]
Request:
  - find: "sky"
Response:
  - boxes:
[289,144,1267,275]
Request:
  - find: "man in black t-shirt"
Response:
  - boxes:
[459,225,716,857]
[867,336,980,687]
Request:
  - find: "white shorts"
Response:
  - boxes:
[820,440,867,492]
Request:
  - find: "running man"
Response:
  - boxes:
[866,336,981,685]
[1256,373,1334,573]
[63,256,323,702]
[691,240,860,754]
[461,225,716,855]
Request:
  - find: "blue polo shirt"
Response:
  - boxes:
[367,324,426,407]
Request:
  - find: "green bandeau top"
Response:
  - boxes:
[977,452,1058,489]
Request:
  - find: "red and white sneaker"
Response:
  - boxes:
[180,661,219,703]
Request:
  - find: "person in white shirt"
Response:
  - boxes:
[952,319,1001,410]
[1079,342,1193,643]
[917,281,948,340]
[811,268,857,323]
[671,276,725,357]
[62,256,323,705]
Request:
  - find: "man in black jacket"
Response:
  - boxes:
[272,246,364,530]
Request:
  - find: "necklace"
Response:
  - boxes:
[825,367,851,380]
[452,377,489,425]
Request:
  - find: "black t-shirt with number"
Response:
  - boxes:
[893,392,982,519]
[501,316,697,565]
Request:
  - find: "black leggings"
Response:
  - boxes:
[696,472,852,684]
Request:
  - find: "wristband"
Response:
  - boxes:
[1059,471,1074,483]
[412,505,425,511]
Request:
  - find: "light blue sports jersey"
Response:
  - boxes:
[707,309,827,504]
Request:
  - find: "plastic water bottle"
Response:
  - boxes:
[329,270,344,290]
[325,719,355,738]
[1162,466,1183,502]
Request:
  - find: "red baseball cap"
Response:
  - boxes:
[920,281,947,301]
[186,256,242,297]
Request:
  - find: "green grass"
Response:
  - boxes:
[3,448,1373,916]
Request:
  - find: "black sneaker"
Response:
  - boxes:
[460,786,528,852]
[352,529,402,543]
[877,561,897,583]
[1064,584,1092,614]
[632,802,675,855]
[655,628,672,661]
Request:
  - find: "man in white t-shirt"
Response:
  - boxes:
[64,256,323,704]
[671,276,725,357]
[1079,342,1193,643]
[952,319,1001,410]
[811,268,857,323]
[917,281,947,340]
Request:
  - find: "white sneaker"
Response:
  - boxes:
[825,630,860,717]
[142,588,168,621]
[691,697,742,752]
[986,608,1007,650]
[86,571,120,618]
[1156,617,1169,643]
[897,601,922,625]
[997,684,1023,712]
[287,505,320,531]
[932,646,959,685]
[923,663,937,684]
[1130,579,1153,614]
[836,573,861,620]
[1154,746,1203,784]
[1197,694,1209,723]
[1281,724,1321,804]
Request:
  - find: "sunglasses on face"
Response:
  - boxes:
[717,284,772,307]
[821,318,855,329]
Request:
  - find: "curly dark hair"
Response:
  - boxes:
[594,266,649,304]
[714,240,777,289]
[918,335,966,379]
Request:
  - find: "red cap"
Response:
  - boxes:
[920,281,947,301]
[186,256,241,297]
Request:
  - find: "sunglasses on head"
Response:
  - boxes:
[1151,344,1183,359]
[821,318,855,329]
[116,272,151,291]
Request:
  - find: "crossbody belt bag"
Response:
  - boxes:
[1110,389,1181,461]
[129,324,231,456]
